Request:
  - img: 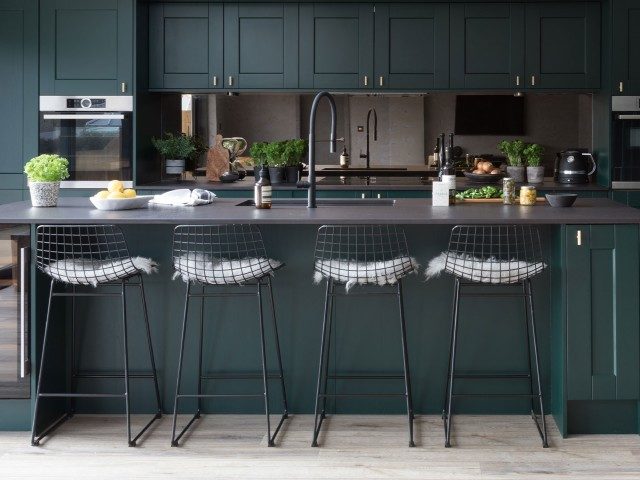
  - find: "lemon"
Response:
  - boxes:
[95,190,110,199]
[123,188,136,198]
[107,191,126,199]
[107,180,124,193]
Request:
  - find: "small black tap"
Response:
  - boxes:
[359,108,377,169]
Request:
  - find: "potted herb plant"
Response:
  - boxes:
[524,143,545,184]
[283,139,307,183]
[265,141,286,184]
[250,142,269,181]
[24,154,69,207]
[152,132,195,176]
[498,139,526,182]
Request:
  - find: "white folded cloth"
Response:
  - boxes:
[150,189,217,206]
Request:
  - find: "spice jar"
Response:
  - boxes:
[519,185,537,206]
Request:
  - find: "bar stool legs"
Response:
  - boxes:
[442,278,548,448]
[171,278,289,447]
[31,276,162,447]
[311,279,415,448]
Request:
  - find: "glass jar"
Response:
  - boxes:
[519,185,537,206]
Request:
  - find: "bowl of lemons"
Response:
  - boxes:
[90,180,153,211]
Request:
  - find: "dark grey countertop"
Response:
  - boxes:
[137,177,609,192]
[0,197,638,225]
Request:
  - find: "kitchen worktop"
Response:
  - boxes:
[1,197,637,225]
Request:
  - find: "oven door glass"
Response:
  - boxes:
[39,113,132,182]
[613,116,640,181]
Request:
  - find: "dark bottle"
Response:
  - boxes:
[254,166,272,209]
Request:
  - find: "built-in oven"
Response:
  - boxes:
[612,96,640,189]
[39,96,133,188]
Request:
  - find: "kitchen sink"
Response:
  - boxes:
[235,198,396,207]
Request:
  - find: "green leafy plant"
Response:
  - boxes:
[523,143,544,167]
[498,139,526,167]
[265,141,287,167]
[24,154,70,182]
[250,142,269,167]
[152,132,195,160]
[283,139,308,167]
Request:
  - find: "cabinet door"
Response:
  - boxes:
[525,2,600,90]
[224,3,298,89]
[40,0,133,95]
[0,1,37,176]
[300,3,374,89]
[149,3,223,90]
[375,4,449,90]
[612,0,640,95]
[565,225,640,400]
[450,3,524,89]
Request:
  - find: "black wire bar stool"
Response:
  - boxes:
[31,225,162,447]
[442,225,548,448]
[311,225,416,447]
[170,224,288,447]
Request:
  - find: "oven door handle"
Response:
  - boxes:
[617,114,640,120]
[42,114,125,120]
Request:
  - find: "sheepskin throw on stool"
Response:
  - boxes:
[314,256,418,291]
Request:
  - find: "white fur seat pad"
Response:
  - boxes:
[173,253,282,284]
[313,256,418,290]
[45,256,158,286]
[425,251,546,284]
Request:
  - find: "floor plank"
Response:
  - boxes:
[0,415,639,479]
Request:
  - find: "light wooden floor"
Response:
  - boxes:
[1,414,639,479]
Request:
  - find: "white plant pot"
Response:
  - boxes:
[28,181,60,207]
[526,166,545,184]
[506,166,525,183]
[165,159,185,175]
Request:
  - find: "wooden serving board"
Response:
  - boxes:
[458,197,546,203]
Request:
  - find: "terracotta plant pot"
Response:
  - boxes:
[28,181,60,207]
[506,166,525,183]
[526,166,545,184]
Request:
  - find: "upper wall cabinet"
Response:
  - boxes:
[525,2,600,89]
[224,3,299,89]
[450,3,524,89]
[299,3,374,89]
[40,0,133,96]
[149,3,223,89]
[612,0,640,95]
[375,4,449,89]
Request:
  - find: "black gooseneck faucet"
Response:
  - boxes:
[359,108,378,169]
[304,91,337,208]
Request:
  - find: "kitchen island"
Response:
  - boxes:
[1,197,638,438]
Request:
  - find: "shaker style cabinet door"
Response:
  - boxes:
[299,3,374,89]
[224,3,298,89]
[149,3,223,90]
[375,3,449,90]
[565,225,640,401]
[40,0,133,96]
[450,3,524,89]
[525,2,600,90]
[612,0,640,95]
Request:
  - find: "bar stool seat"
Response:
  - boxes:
[173,253,282,285]
[314,256,416,290]
[45,256,157,286]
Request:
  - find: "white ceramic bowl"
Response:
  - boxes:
[90,195,153,211]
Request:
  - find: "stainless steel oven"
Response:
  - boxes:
[612,96,640,189]
[39,96,133,188]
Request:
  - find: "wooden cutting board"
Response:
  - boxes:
[457,197,546,203]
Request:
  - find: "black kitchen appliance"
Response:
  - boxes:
[611,96,640,188]
[554,149,596,184]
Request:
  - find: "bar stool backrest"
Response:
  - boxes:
[36,224,137,283]
[445,225,545,284]
[172,224,272,283]
[314,224,413,276]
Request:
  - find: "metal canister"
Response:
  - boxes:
[520,185,537,206]
[502,177,515,204]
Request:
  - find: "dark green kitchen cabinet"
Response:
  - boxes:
[40,0,133,95]
[565,225,640,401]
[525,2,600,90]
[224,3,298,89]
[612,0,640,95]
[375,3,449,90]
[450,3,524,89]
[299,3,374,90]
[149,3,223,90]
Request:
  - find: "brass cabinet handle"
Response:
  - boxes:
[531,75,536,86]
[516,75,520,86]
[121,82,127,93]
[379,76,384,87]
[576,229,582,246]
[228,76,233,87]
[213,76,218,87]
[364,75,368,86]
[619,81,624,93]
